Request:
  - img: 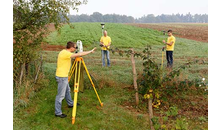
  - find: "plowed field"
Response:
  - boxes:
[126,23,208,42]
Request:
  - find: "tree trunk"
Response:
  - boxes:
[19,63,25,85]
[34,55,43,84]
[148,98,155,130]
[130,48,139,105]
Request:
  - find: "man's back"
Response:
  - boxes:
[166,35,176,51]
[56,49,72,77]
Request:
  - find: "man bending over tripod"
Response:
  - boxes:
[55,41,96,118]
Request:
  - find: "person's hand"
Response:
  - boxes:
[91,47,96,53]
[163,40,166,44]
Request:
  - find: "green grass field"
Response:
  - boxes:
[45,23,164,48]
[14,23,208,129]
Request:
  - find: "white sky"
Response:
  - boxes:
[70,0,208,18]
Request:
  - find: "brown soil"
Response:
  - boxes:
[41,23,66,51]
[126,23,208,43]
[41,44,65,51]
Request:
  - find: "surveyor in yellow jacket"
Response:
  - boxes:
[100,30,111,67]
[55,41,96,118]
[163,30,176,68]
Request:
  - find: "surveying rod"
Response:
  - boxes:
[101,23,105,36]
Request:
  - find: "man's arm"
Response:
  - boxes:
[100,42,104,46]
[166,41,174,46]
[103,42,111,48]
[163,40,174,46]
[107,42,111,47]
[70,48,96,58]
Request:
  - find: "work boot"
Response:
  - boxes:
[68,103,80,108]
[55,114,67,118]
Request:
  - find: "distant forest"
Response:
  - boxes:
[68,12,208,23]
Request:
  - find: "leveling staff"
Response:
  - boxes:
[55,41,96,118]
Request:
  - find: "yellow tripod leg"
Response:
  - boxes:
[68,60,77,82]
[72,59,82,124]
[82,60,103,107]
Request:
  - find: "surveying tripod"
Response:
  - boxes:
[68,57,103,124]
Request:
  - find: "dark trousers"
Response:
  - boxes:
[166,51,173,68]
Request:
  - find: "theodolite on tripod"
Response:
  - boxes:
[68,40,103,124]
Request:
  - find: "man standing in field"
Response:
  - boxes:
[55,41,96,118]
[163,30,176,68]
[100,30,111,67]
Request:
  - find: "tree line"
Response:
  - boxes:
[68,12,208,23]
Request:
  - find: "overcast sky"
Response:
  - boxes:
[70,0,208,18]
